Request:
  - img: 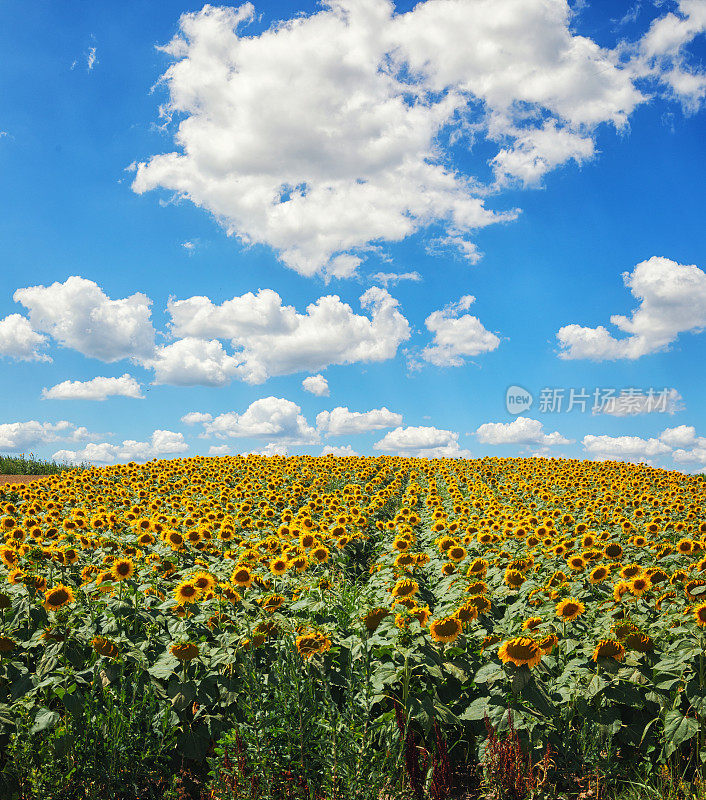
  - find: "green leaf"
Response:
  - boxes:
[685,678,706,715]
[149,654,180,680]
[460,696,503,722]
[474,662,504,684]
[663,710,699,758]
[176,723,211,761]
[31,709,60,734]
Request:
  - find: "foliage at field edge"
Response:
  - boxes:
[0,453,81,476]
[0,454,705,799]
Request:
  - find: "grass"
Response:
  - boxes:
[0,453,83,475]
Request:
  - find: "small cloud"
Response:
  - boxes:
[87,45,97,71]
[370,271,422,287]
[208,444,231,456]
[302,374,329,397]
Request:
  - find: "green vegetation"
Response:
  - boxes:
[0,454,80,475]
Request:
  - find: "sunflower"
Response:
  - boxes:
[465,594,491,614]
[504,569,525,589]
[391,579,419,599]
[174,580,201,605]
[448,546,467,563]
[165,530,185,549]
[170,642,199,661]
[299,532,317,549]
[655,590,676,610]
[629,576,650,597]
[43,583,75,611]
[555,597,585,621]
[612,620,638,639]
[192,571,216,591]
[623,631,654,652]
[604,543,624,560]
[91,636,119,659]
[498,637,542,668]
[538,633,558,654]
[676,538,694,555]
[311,546,330,563]
[693,603,706,627]
[589,564,611,584]
[522,616,543,631]
[592,639,625,662]
[467,558,488,577]
[646,568,669,586]
[480,634,501,651]
[231,566,253,588]
[455,602,479,625]
[110,558,135,582]
[0,591,11,610]
[296,631,331,659]
[410,605,430,627]
[441,562,456,576]
[289,555,309,572]
[429,616,463,644]
[685,580,706,601]
[362,607,390,632]
[613,581,630,602]
[259,594,285,612]
[546,570,568,587]
[567,555,586,571]
[0,635,17,654]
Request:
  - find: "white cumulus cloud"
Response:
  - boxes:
[132,0,679,276]
[321,444,359,456]
[476,416,570,446]
[0,420,91,452]
[374,425,471,458]
[162,286,410,384]
[420,295,500,367]
[557,256,706,360]
[13,276,156,362]
[52,429,188,465]
[581,433,672,461]
[316,406,402,435]
[0,314,50,362]
[195,397,319,444]
[42,374,144,401]
[302,374,330,397]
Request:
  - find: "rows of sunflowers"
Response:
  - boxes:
[0,454,705,798]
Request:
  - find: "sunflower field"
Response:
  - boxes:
[0,455,705,800]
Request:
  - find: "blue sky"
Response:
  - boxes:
[0,0,705,469]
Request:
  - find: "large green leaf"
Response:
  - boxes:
[663,710,699,758]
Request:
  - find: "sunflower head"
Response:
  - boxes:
[175,580,201,605]
[362,607,390,632]
[623,631,654,653]
[91,636,119,659]
[171,642,199,661]
[110,558,135,582]
[498,637,542,668]
[555,597,585,621]
[455,602,479,625]
[429,616,463,644]
[295,631,331,659]
[592,638,625,662]
[43,583,75,611]
[538,633,558,654]
[589,565,611,584]
[694,603,706,627]
[391,579,419,599]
